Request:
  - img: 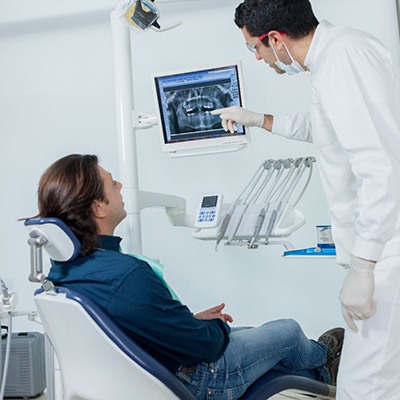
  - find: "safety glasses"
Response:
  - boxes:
[245,32,269,53]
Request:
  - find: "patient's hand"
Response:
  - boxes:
[194,303,233,323]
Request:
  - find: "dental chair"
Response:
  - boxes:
[25,217,336,400]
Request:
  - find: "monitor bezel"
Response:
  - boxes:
[152,62,249,156]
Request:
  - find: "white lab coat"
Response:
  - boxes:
[272,20,400,399]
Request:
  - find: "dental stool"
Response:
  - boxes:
[25,218,336,400]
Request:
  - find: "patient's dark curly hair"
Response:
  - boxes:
[235,0,318,47]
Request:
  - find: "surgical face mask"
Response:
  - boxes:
[270,42,305,75]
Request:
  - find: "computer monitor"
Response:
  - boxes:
[152,63,249,157]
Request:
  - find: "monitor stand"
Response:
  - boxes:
[168,143,248,158]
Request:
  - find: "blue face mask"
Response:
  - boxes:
[271,42,305,75]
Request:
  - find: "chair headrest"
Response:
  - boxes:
[25,218,81,262]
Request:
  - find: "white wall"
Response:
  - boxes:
[0,0,119,331]
[0,0,399,340]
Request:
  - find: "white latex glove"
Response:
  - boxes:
[339,255,377,332]
[211,106,264,133]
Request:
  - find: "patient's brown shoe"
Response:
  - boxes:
[318,327,344,385]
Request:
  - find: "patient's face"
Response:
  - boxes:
[98,166,127,228]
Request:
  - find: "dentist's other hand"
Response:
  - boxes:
[211,106,264,133]
[339,255,377,332]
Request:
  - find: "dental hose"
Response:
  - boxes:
[0,278,12,400]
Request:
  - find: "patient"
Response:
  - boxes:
[37,154,344,400]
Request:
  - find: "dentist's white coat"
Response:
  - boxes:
[272,20,400,400]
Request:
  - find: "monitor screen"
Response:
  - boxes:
[152,63,249,156]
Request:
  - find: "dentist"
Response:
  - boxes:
[212,0,400,399]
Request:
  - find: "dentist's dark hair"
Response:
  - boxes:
[37,154,107,256]
[235,0,318,46]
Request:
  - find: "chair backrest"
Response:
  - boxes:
[25,217,195,400]
[35,287,195,400]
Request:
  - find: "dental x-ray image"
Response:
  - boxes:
[153,64,246,151]
[165,84,233,137]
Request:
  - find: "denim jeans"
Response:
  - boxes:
[175,319,329,400]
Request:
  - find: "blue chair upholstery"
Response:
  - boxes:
[27,217,336,400]
[241,370,335,400]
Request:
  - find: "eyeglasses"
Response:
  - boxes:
[245,32,269,53]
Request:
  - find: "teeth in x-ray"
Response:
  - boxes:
[184,97,216,115]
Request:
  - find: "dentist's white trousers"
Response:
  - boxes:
[336,257,400,400]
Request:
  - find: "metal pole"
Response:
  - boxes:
[110,5,142,254]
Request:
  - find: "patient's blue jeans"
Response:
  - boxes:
[175,319,329,400]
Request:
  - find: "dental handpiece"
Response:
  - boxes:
[227,201,252,243]
[248,207,266,249]
[223,160,274,246]
[264,209,278,243]
[215,213,232,251]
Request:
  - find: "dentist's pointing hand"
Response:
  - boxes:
[211,106,264,133]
